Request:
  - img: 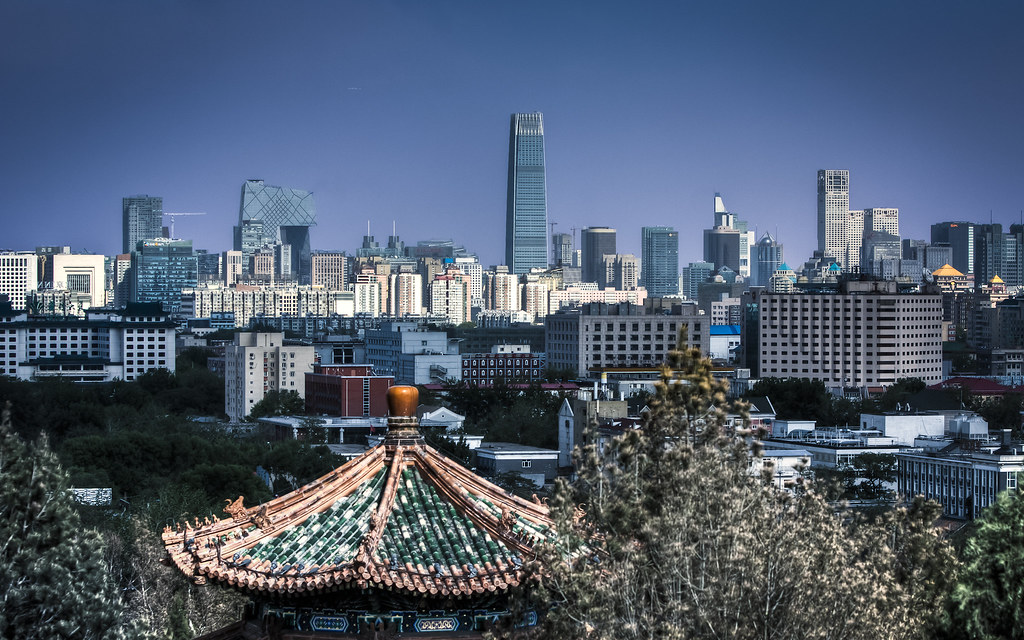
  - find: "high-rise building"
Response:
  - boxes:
[581,227,616,284]
[817,170,850,269]
[130,238,197,314]
[0,252,39,310]
[681,261,715,301]
[224,332,315,422]
[551,232,573,268]
[603,254,639,291]
[754,232,783,288]
[703,194,754,277]
[311,252,348,290]
[235,180,317,282]
[49,253,106,308]
[389,272,423,317]
[505,113,548,274]
[640,226,679,297]
[122,195,163,254]
[931,221,976,275]
[974,224,1023,287]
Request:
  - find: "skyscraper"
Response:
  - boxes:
[505,113,548,274]
[234,179,317,283]
[754,232,783,288]
[551,232,573,267]
[641,226,679,297]
[703,193,754,277]
[581,227,617,284]
[817,170,850,268]
[931,222,976,275]
[130,238,197,314]
[122,195,163,254]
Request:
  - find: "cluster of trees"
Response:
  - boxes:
[432,380,565,449]
[508,343,1024,640]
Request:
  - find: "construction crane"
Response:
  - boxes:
[162,212,206,238]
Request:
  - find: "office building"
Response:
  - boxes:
[545,300,707,376]
[310,252,348,290]
[681,261,715,301]
[182,284,351,328]
[603,254,639,291]
[224,331,315,422]
[817,170,850,269]
[974,224,1023,288]
[581,227,616,284]
[0,300,174,382]
[703,194,754,277]
[552,232,573,268]
[640,226,679,297]
[364,321,461,384]
[745,280,943,388]
[235,179,317,282]
[505,112,548,274]
[0,252,39,310]
[122,195,163,254]
[754,232,783,288]
[46,253,106,308]
[931,222,976,275]
[222,250,243,286]
[130,238,197,314]
[461,345,546,386]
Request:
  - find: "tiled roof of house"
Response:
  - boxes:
[162,386,554,599]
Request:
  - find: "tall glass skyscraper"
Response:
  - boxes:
[505,113,547,274]
[130,238,197,314]
[640,226,679,297]
[234,179,317,283]
[122,195,163,254]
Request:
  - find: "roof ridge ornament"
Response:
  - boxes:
[385,385,422,444]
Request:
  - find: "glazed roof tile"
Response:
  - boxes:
[163,415,554,599]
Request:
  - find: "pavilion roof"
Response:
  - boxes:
[162,389,554,600]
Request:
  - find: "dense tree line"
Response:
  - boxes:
[433,379,564,449]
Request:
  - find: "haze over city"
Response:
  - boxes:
[2,1,1021,266]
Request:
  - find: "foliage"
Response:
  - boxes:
[949,482,1024,638]
[517,337,957,640]
[815,453,898,503]
[246,389,305,420]
[442,380,564,449]
[973,392,1024,437]
[749,377,862,426]
[876,378,927,412]
[543,365,577,382]
[0,402,143,639]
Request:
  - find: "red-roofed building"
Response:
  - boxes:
[928,376,1011,397]
[305,364,393,417]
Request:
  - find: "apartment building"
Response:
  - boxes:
[224,332,315,422]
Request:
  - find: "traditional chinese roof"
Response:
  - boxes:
[928,376,1010,397]
[163,386,554,600]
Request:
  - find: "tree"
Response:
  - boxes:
[0,402,142,639]
[247,389,305,420]
[949,481,1024,638]
[518,336,956,640]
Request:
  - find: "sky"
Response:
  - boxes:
[1,1,1022,269]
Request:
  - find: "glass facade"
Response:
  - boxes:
[130,239,197,314]
[235,180,317,282]
[641,226,679,297]
[505,113,548,274]
[122,195,163,254]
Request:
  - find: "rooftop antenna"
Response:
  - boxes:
[393,220,396,235]
[367,220,370,235]
[162,212,206,238]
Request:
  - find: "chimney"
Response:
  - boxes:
[1002,429,1012,446]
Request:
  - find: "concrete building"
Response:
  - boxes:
[304,364,393,417]
[0,300,174,382]
[224,331,316,423]
[364,321,461,385]
[547,284,647,315]
[310,252,348,290]
[181,284,350,328]
[817,170,850,269]
[545,300,708,376]
[389,272,423,317]
[745,280,943,388]
[603,254,639,291]
[897,422,1023,519]
[0,252,39,310]
[474,443,559,488]
[429,269,471,325]
[461,344,546,385]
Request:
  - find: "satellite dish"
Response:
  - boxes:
[923,268,934,283]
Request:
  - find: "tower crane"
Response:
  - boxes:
[162,212,207,238]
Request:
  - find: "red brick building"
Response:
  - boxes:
[304,364,393,417]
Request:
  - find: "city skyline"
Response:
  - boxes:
[1,2,1021,267]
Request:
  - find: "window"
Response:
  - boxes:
[522,460,532,469]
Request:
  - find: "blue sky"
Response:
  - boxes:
[1,1,1021,268]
